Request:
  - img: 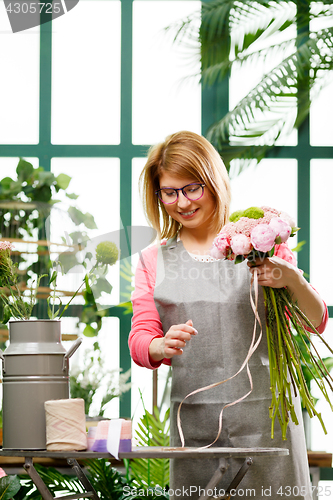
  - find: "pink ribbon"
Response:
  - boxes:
[176,268,263,449]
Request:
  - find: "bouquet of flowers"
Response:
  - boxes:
[211,206,333,439]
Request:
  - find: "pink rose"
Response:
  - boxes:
[251,224,276,252]
[0,468,7,478]
[210,246,227,260]
[230,234,252,256]
[213,233,230,258]
[269,217,291,243]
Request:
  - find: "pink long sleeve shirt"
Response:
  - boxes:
[129,242,328,370]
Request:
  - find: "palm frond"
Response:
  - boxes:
[84,459,129,500]
[18,465,84,500]
[129,407,170,490]
[206,27,333,171]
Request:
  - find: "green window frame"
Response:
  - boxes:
[0,0,331,419]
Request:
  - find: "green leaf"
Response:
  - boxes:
[0,177,14,191]
[31,184,52,202]
[83,324,98,337]
[57,252,80,274]
[68,207,98,229]
[49,270,57,285]
[66,192,79,200]
[234,254,245,264]
[0,475,21,500]
[93,277,112,295]
[291,240,306,253]
[16,158,34,181]
[56,173,72,190]
[37,170,56,186]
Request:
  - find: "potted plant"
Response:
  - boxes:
[0,219,120,450]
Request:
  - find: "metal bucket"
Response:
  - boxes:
[0,320,81,450]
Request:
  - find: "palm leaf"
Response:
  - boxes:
[206,27,333,171]
[129,407,170,490]
[84,459,129,500]
[18,465,84,500]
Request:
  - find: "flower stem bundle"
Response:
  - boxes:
[263,286,333,439]
[211,206,333,438]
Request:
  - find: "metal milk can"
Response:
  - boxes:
[0,320,81,450]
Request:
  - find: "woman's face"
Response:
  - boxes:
[158,171,216,232]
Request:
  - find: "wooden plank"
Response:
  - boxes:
[308,451,332,468]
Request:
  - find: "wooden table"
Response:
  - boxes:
[0,446,289,500]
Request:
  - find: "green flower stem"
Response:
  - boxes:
[261,285,333,439]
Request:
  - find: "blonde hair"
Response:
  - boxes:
[139,131,231,240]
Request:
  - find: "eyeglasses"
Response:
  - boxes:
[155,182,205,205]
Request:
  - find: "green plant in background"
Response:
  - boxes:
[48,240,119,321]
[168,0,333,173]
[0,241,46,322]
[0,236,119,327]
[84,459,129,500]
[126,403,170,493]
[0,158,118,338]
[116,259,134,316]
[70,343,131,416]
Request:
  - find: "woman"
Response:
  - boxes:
[129,131,328,499]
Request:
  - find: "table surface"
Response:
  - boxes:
[0,446,289,460]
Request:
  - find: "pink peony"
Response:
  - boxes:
[212,233,230,258]
[210,246,227,260]
[234,217,261,236]
[220,222,237,239]
[251,224,276,252]
[279,211,296,229]
[0,468,7,478]
[269,217,291,243]
[230,234,252,256]
[261,206,280,216]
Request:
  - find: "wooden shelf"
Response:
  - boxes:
[308,451,332,468]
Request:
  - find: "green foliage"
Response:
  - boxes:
[84,459,129,500]
[17,464,84,500]
[128,406,170,490]
[168,0,333,172]
[116,259,134,315]
[0,158,99,326]
[0,475,21,500]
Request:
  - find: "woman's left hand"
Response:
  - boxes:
[247,256,299,288]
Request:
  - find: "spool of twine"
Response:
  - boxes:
[45,399,87,451]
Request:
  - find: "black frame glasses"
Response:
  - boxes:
[155,182,206,205]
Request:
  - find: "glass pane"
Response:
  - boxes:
[51,158,120,307]
[133,1,201,145]
[310,160,333,305]
[52,0,121,145]
[70,317,122,418]
[310,80,333,146]
[0,15,39,144]
[230,159,298,223]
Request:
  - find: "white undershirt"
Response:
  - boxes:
[177,234,217,262]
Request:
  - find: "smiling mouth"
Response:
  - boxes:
[179,209,198,216]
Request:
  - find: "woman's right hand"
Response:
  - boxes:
[149,319,198,362]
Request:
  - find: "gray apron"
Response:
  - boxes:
[154,237,311,500]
